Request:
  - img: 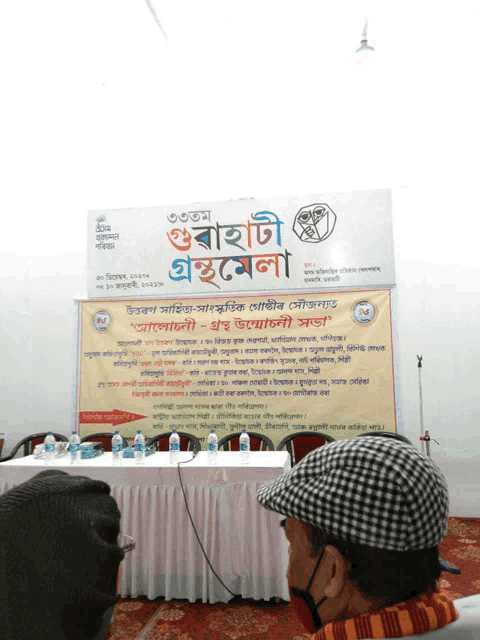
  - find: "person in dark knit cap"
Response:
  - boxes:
[257,436,480,639]
[0,469,124,640]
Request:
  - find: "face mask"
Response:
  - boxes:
[289,549,327,634]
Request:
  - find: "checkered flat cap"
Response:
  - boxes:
[257,436,449,551]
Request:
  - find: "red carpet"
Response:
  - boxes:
[107,599,303,640]
[107,517,480,640]
[437,516,480,600]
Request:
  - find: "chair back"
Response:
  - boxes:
[24,433,69,456]
[277,431,335,466]
[357,431,413,446]
[217,431,274,451]
[1,432,69,462]
[146,431,201,452]
[27,437,47,455]
[80,432,129,452]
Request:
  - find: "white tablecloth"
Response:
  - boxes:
[0,451,291,603]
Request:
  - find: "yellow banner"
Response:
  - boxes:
[79,290,396,448]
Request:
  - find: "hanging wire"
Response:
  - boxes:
[144,0,168,42]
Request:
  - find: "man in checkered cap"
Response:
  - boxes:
[257,436,480,639]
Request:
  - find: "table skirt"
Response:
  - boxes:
[0,452,290,603]
[112,481,288,602]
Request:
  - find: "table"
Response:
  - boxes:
[0,451,291,603]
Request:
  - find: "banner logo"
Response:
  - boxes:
[293,204,337,243]
[352,300,376,325]
[93,310,112,332]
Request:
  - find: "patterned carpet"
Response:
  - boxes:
[107,517,480,640]
[437,517,480,600]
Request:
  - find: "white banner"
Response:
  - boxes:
[87,189,395,299]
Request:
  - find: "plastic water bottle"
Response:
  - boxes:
[239,426,250,465]
[169,428,180,464]
[134,430,146,465]
[112,430,123,465]
[207,428,218,465]
[69,431,81,465]
[44,432,56,465]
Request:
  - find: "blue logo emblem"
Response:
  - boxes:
[352,301,376,324]
[93,310,111,331]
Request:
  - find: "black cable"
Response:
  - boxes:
[176,450,240,600]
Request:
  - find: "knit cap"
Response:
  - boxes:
[0,470,124,640]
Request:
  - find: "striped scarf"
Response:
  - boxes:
[313,589,459,639]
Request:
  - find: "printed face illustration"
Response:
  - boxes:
[293,204,336,243]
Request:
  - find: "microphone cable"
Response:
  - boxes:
[176,449,242,601]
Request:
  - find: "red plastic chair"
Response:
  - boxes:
[357,431,413,445]
[217,432,274,451]
[146,432,201,452]
[277,431,335,466]
[80,432,129,452]
[0,432,69,462]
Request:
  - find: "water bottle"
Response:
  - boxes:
[69,431,81,465]
[44,432,56,465]
[134,430,146,465]
[207,428,218,465]
[169,428,180,464]
[112,430,123,465]
[239,426,250,465]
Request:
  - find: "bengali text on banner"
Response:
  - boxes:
[87,189,395,298]
[79,290,396,447]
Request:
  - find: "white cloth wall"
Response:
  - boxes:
[1,0,479,515]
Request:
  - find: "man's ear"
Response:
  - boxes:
[322,545,350,598]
